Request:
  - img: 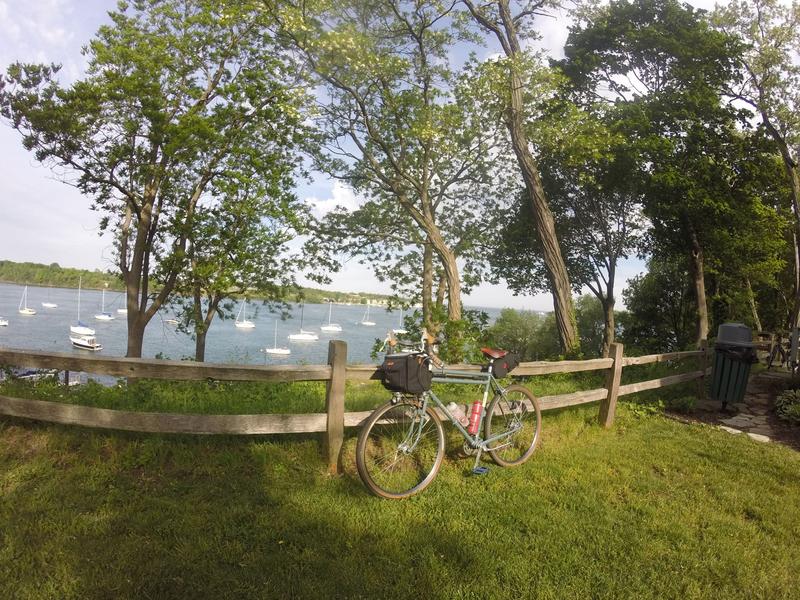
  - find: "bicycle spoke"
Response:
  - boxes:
[356,400,445,497]
[485,386,540,467]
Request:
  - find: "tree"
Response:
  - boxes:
[490,91,645,357]
[0,0,306,357]
[273,0,506,326]
[574,295,606,358]
[173,174,308,362]
[486,308,561,361]
[621,257,695,353]
[461,0,581,355]
[712,0,800,325]
[702,134,790,333]
[559,0,746,346]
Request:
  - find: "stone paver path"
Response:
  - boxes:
[694,370,790,443]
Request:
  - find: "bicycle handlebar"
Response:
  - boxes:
[382,329,444,368]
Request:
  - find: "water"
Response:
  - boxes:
[0,283,500,365]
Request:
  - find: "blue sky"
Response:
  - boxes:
[0,0,718,309]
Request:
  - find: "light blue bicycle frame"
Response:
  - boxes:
[394,366,520,456]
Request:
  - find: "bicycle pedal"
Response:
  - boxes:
[471,466,490,476]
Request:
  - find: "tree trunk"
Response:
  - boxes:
[508,130,578,355]
[195,329,208,362]
[793,230,800,331]
[463,0,578,355]
[398,193,462,322]
[745,277,762,333]
[688,228,709,346]
[601,298,615,359]
[422,240,434,330]
[435,271,447,309]
[126,317,146,358]
[193,280,206,362]
[761,114,800,328]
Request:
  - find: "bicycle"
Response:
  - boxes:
[355,331,541,499]
[766,335,789,370]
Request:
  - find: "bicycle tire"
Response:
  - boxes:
[484,384,541,467]
[355,398,445,499]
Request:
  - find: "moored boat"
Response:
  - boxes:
[94,289,115,321]
[288,304,318,341]
[320,301,342,333]
[70,335,102,351]
[18,285,36,316]
[235,299,255,329]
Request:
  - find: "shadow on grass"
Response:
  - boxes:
[0,419,495,599]
[2,404,800,599]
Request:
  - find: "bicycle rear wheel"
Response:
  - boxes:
[484,384,541,467]
[356,398,445,499]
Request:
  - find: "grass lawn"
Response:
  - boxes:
[1,398,799,599]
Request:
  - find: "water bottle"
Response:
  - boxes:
[446,402,468,426]
[467,401,483,435]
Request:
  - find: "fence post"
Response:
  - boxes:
[599,343,623,428]
[697,338,708,400]
[324,340,347,474]
[64,370,70,387]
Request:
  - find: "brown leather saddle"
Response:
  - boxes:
[480,347,509,360]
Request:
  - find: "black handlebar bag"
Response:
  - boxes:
[381,353,432,394]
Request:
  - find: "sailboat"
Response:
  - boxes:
[235,299,255,329]
[70,334,102,351]
[288,304,318,341]
[360,303,375,326]
[70,277,96,336]
[18,286,36,316]
[41,287,58,309]
[320,301,342,333]
[393,307,408,335]
[264,321,291,355]
[95,289,115,321]
[117,294,127,315]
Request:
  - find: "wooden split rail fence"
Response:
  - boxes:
[0,340,709,472]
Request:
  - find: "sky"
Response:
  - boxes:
[0,0,720,310]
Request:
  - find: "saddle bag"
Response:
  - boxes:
[491,352,520,378]
[381,353,432,394]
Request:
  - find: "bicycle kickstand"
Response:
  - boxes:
[471,447,489,475]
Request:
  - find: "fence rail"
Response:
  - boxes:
[0,341,708,473]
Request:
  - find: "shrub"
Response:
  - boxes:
[775,389,800,424]
[665,395,695,414]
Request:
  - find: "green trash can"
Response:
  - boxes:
[711,323,758,407]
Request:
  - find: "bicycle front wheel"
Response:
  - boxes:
[356,398,445,499]
[484,384,541,467]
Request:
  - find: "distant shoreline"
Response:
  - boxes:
[0,260,398,306]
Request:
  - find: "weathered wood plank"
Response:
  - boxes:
[0,395,328,434]
[344,365,385,381]
[514,358,613,375]
[346,357,614,382]
[538,388,608,410]
[324,341,347,473]
[0,347,331,382]
[599,343,623,427]
[617,370,704,397]
[621,351,703,366]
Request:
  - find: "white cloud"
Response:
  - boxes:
[0,2,21,41]
[305,181,361,218]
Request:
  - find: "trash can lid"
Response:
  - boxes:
[716,323,753,348]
